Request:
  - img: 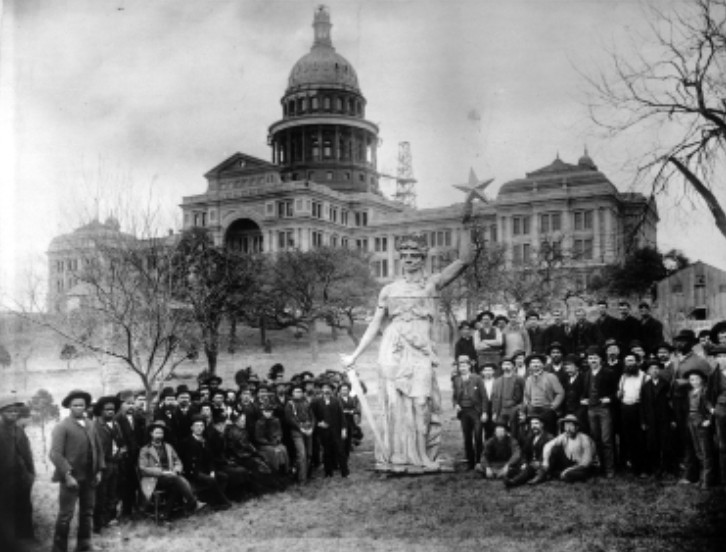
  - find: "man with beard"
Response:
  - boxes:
[92,396,122,533]
[452,355,486,470]
[523,353,564,436]
[638,303,664,356]
[618,354,647,476]
[544,342,567,385]
[542,414,598,482]
[671,329,712,468]
[480,422,521,480]
[114,389,145,522]
[138,420,204,516]
[641,358,675,478]
[206,411,249,499]
[680,367,715,489]
[707,344,726,487]
[491,357,525,438]
[581,347,618,478]
[154,389,180,450]
[50,390,105,552]
[594,299,619,349]
[505,415,554,487]
[479,363,498,440]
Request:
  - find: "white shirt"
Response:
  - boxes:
[484,378,494,398]
[619,372,645,405]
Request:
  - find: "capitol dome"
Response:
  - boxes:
[286,5,360,93]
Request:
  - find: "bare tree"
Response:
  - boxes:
[585,0,726,238]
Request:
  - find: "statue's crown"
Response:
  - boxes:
[394,233,429,256]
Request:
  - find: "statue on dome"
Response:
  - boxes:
[341,171,492,473]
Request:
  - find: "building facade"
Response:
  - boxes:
[50,6,658,311]
[180,5,657,286]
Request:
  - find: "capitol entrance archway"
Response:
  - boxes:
[224,218,264,253]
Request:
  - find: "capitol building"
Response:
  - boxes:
[48,5,658,311]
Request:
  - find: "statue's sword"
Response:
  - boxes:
[346,367,388,459]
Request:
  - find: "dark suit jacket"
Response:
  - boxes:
[180,435,214,478]
[94,418,124,463]
[581,367,618,407]
[562,373,587,416]
[639,317,664,354]
[543,323,570,354]
[50,416,105,482]
[615,315,641,349]
[452,374,487,414]
[594,314,619,348]
[520,430,554,464]
[114,412,146,459]
[570,320,597,353]
[310,396,345,440]
[640,378,673,428]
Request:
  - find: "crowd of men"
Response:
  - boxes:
[452,300,726,490]
[0,364,362,552]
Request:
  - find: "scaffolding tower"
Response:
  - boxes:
[393,141,417,208]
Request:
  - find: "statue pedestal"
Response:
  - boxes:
[374,459,455,475]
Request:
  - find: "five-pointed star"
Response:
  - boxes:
[453,168,494,203]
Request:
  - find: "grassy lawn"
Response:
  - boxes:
[11,325,726,552]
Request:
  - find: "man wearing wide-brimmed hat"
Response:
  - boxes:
[505,414,553,487]
[541,414,597,483]
[679,365,715,489]
[50,389,105,552]
[0,394,34,550]
[138,419,203,516]
[671,329,712,467]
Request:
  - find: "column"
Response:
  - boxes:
[317,126,323,162]
[592,207,601,263]
[334,125,340,161]
[604,206,613,261]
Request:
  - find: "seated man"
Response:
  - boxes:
[179,416,232,510]
[480,422,521,480]
[505,415,554,487]
[542,414,598,482]
[138,420,204,517]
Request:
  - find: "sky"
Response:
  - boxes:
[2,0,725,305]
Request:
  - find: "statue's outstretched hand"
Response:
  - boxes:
[340,354,355,368]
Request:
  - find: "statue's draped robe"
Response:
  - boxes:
[376,275,442,468]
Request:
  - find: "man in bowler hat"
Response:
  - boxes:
[50,389,105,552]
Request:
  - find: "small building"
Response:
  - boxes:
[656,261,726,321]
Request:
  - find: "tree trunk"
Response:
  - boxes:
[228,317,237,354]
[345,313,360,346]
[309,321,319,361]
[203,325,219,375]
[259,316,267,347]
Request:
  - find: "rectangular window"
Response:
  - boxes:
[312,201,323,219]
[341,210,349,226]
[523,243,531,264]
[513,217,521,236]
[373,259,389,278]
[330,235,338,248]
[490,224,497,242]
[574,210,593,231]
[374,237,388,252]
[356,238,368,251]
[513,244,523,265]
[277,200,293,218]
[540,214,549,234]
[551,212,561,231]
[354,211,368,227]
[341,237,349,248]
[278,230,295,251]
[312,231,323,248]
[329,207,338,223]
